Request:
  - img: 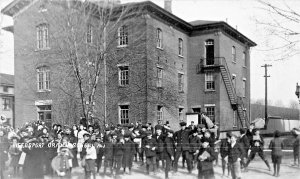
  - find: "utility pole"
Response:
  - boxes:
[261,64,272,129]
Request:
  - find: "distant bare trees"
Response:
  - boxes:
[255,0,300,61]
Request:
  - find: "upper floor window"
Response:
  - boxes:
[232,46,236,63]
[178,38,183,56]
[156,28,163,48]
[37,66,50,91]
[119,66,129,86]
[178,73,184,92]
[233,110,237,127]
[205,39,214,65]
[37,24,49,49]
[242,78,246,97]
[157,105,163,121]
[3,86,8,93]
[118,25,128,46]
[157,67,163,88]
[243,52,246,67]
[119,105,129,124]
[87,24,93,43]
[2,98,11,110]
[205,71,215,90]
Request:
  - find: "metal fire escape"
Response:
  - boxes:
[197,57,250,128]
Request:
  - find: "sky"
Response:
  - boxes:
[0,0,299,107]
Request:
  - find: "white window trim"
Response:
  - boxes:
[157,105,163,121]
[242,78,247,97]
[37,67,51,92]
[156,28,163,49]
[232,46,236,63]
[157,67,163,88]
[233,110,237,127]
[205,71,215,91]
[118,65,129,86]
[118,25,128,47]
[204,104,215,107]
[35,100,53,106]
[119,105,129,124]
[191,105,202,108]
[178,73,184,92]
[178,38,183,57]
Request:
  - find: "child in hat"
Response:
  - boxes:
[269,130,284,177]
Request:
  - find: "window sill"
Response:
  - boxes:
[119,85,128,87]
[233,125,238,128]
[205,89,216,92]
[2,109,11,111]
[179,91,184,93]
[232,61,237,64]
[117,45,128,48]
[37,90,51,93]
[157,86,163,89]
[243,66,247,69]
[156,47,163,50]
[178,55,184,58]
[35,47,51,52]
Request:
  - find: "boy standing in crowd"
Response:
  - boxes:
[269,130,284,177]
[143,131,157,175]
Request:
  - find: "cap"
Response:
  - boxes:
[179,122,187,126]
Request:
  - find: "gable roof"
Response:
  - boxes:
[0,73,14,86]
[1,0,256,46]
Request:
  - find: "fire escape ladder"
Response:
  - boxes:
[219,58,248,128]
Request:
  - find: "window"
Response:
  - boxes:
[243,52,246,67]
[119,105,129,124]
[178,38,183,56]
[2,98,11,110]
[87,24,92,43]
[119,66,129,86]
[118,25,128,46]
[157,106,163,121]
[192,108,201,113]
[3,86,8,93]
[232,46,236,62]
[37,24,49,49]
[205,39,214,65]
[178,73,184,92]
[242,78,246,97]
[37,66,50,91]
[205,71,215,90]
[232,74,236,90]
[233,110,237,127]
[179,108,184,121]
[37,105,52,123]
[156,28,163,48]
[205,106,215,122]
[157,67,163,88]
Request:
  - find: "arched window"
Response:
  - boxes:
[156,28,163,48]
[86,24,93,43]
[205,39,214,65]
[36,23,49,49]
[118,25,128,46]
[178,38,183,56]
[37,66,50,91]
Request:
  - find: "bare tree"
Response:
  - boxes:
[20,0,183,125]
[255,0,300,61]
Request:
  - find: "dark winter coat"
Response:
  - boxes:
[163,137,175,159]
[197,147,217,171]
[174,129,192,151]
[123,140,135,168]
[142,137,157,157]
[189,135,201,153]
[228,142,244,163]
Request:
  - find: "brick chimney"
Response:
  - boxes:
[164,0,172,13]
